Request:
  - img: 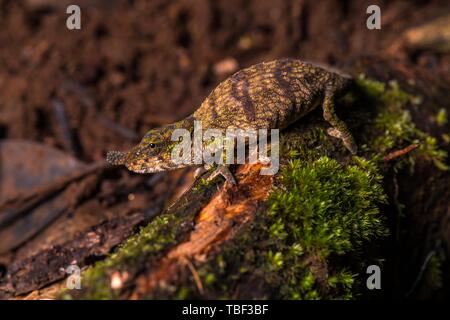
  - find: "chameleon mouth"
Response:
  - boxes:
[126,158,167,174]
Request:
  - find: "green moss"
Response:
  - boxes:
[264,156,387,298]
[176,287,191,300]
[271,157,387,253]
[442,133,450,144]
[436,108,448,126]
[355,76,448,171]
[164,156,387,300]
[64,213,181,299]
[426,254,443,291]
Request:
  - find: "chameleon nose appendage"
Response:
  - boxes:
[106,151,127,165]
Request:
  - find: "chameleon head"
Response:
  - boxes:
[106,125,181,173]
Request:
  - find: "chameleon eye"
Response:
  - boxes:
[149,143,156,148]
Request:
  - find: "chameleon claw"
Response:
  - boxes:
[207,165,237,185]
[327,128,358,154]
[106,151,127,165]
[194,166,208,180]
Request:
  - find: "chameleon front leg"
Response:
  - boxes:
[204,164,237,185]
[322,87,358,154]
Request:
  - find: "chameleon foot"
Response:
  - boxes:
[193,166,207,180]
[327,128,358,154]
[206,165,237,185]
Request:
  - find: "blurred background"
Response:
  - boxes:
[0,0,449,299]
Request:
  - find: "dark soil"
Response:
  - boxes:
[1,0,449,157]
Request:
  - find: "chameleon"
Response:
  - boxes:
[106,58,357,184]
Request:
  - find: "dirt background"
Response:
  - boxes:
[2,0,450,157]
[0,0,450,299]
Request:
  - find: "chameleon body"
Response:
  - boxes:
[106,58,357,183]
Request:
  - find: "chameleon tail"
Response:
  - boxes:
[106,150,127,165]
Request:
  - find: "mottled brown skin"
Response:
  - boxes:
[107,58,357,183]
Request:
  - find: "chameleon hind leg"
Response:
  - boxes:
[322,87,358,154]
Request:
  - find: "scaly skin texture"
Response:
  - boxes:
[106,58,357,183]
